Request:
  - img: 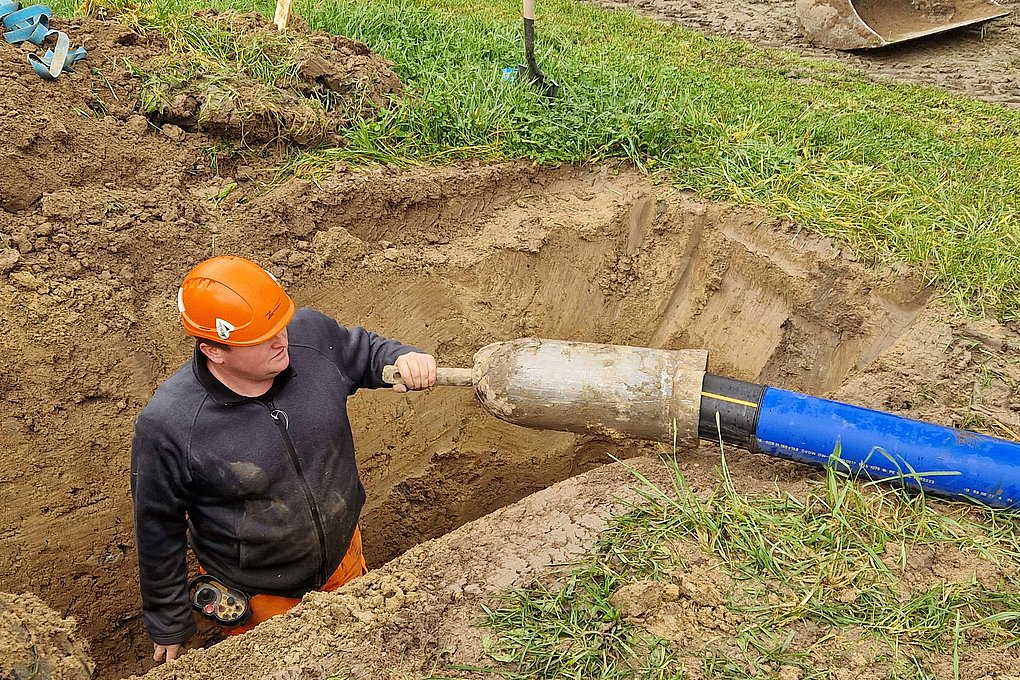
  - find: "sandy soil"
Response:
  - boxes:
[2,5,1020,680]
[1,592,95,680]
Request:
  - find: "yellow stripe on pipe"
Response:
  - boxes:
[701,392,758,409]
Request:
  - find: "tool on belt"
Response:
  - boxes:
[188,575,252,626]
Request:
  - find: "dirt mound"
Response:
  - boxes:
[147,10,401,146]
[0,11,399,215]
[0,592,95,680]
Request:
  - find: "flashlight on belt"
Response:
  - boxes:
[188,575,252,626]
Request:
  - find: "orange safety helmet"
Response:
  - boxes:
[177,256,295,346]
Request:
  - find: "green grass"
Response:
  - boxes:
[63,0,1020,317]
[81,0,384,143]
[473,454,1020,679]
[81,0,298,80]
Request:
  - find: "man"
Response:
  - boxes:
[131,255,436,664]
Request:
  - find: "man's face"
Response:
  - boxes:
[207,328,290,384]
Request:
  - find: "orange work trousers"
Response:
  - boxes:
[221,526,367,635]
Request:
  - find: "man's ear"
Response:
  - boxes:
[198,342,226,364]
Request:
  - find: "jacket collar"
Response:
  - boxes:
[191,347,295,405]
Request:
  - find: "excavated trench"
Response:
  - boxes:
[329,166,932,567]
[0,163,934,680]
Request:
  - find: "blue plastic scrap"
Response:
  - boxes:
[1,1,86,79]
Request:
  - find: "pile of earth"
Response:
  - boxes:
[0,592,95,680]
[0,10,400,216]
[144,10,402,147]
[2,6,1020,680]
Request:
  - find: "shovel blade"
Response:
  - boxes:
[516,64,559,99]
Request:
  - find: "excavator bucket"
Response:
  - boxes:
[797,0,1009,49]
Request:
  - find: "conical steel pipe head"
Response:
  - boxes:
[472,338,707,443]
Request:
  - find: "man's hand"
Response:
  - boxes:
[153,643,182,664]
[391,352,437,392]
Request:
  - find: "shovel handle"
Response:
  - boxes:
[383,365,474,387]
[523,0,535,21]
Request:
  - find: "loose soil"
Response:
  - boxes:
[1,5,1019,680]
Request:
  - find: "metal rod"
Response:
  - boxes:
[382,366,473,387]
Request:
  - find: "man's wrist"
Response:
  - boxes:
[148,628,194,646]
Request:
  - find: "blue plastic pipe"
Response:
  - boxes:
[753,387,1020,509]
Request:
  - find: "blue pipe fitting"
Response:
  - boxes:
[753,387,1020,509]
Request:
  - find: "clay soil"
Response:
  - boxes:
[2,4,1020,680]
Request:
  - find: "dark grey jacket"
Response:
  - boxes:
[130,308,418,645]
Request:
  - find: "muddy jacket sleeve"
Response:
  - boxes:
[310,311,421,389]
[130,409,197,645]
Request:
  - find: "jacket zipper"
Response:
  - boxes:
[266,400,329,585]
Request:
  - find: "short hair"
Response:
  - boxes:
[196,337,232,352]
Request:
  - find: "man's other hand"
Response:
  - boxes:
[153,643,182,664]
[392,352,437,392]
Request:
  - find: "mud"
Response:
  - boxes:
[592,0,1020,108]
[2,7,1020,680]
